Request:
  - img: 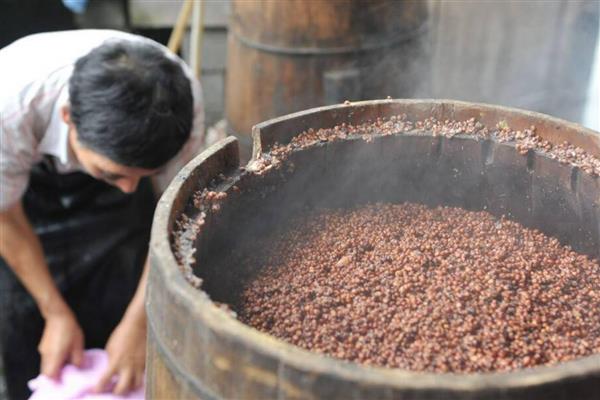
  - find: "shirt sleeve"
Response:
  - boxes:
[152,76,206,192]
[0,106,38,212]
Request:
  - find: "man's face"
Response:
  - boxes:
[62,106,158,193]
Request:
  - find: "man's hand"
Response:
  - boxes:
[95,257,149,395]
[94,316,146,395]
[0,203,85,379]
[38,307,85,379]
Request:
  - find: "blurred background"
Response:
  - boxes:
[0,0,597,132]
[0,0,598,396]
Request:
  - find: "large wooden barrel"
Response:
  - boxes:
[146,100,600,399]
[225,0,429,155]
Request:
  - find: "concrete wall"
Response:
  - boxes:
[424,0,599,128]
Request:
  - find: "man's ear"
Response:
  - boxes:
[61,104,71,124]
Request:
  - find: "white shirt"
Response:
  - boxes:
[0,30,205,211]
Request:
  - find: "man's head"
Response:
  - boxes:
[64,39,193,192]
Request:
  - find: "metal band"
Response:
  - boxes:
[231,22,428,56]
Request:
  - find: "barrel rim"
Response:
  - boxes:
[150,99,600,392]
[251,99,600,159]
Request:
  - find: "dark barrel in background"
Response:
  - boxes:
[224,0,429,156]
[146,99,600,399]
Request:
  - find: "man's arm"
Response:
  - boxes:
[0,201,84,377]
[95,258,148,395]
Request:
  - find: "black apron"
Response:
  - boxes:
[0,157,155,400]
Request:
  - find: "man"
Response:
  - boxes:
[0,30,206,399]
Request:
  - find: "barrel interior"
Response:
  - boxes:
[191,133,599,307]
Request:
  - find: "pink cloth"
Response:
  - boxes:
[28,349,144,400]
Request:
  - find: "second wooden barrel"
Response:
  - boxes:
[225,0,429,152]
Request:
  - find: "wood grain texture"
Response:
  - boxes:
[225,0,429,138]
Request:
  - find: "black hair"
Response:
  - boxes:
[69,39,193,169]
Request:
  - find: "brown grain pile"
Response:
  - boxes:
[237,203,600,373]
